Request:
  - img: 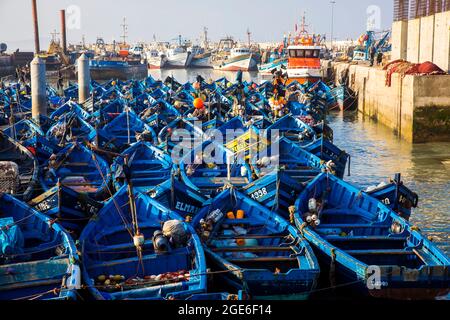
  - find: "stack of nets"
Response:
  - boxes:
[0,161,19,195]
[384,60,446,87]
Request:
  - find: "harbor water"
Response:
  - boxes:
[149,69,450,256]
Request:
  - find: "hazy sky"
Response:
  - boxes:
[0,0,393,51]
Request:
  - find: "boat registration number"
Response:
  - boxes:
[250,187,268,200]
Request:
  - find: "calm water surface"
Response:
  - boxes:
[153,69,450,255]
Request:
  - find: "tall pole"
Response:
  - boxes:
[60,10,67,54]
[330,1,336,50]
[78,53,90,104]
[31,0,40,54]
[31,56,47,122]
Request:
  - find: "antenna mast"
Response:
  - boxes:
[246,28,251,48]
[121,17,128,45]
[203,27,208,49]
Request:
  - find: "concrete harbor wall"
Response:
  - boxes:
[331,62,450,143]
[392,10,450,72]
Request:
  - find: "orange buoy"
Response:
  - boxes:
[236,210,245,219]
[193,98,204,109]
[227,211,236,219]
[236,239,245,246]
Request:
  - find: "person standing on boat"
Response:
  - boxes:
[57,69,64,95]
[369,45,376,67]
[376,51,383,66]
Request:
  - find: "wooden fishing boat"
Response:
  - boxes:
[79,185,207,300]
[303,137,349,179]
[146,175,207,219]
[293,173,450,300]
[39,143,111,199]
[0,132,38,201]
[0,193,80,300]
[2,118,45,144]
[251,137,325,184]
[28,184,103,237]
[365,173,418,221]
[50,101,90,121]
[140,99,181,128]
[157,117,203,153]
[178,140,253,197]
[243,170,304,215]
[265,114,317,146]
[111,141,172,193]
[192,189,319,299]
[46,112,96,145]
[97,109,156,152]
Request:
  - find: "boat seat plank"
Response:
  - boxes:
[228,257,298,263]
[214,233,288,240]
[344,249,414,256]
[318,224,391,229]
[323,235,407,242]
[211,246,293,253]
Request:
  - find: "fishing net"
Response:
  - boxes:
[162,220,189,247]
[384,60,446,87]
[0,161,19,195]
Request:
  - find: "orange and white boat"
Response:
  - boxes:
[286,15,325,84]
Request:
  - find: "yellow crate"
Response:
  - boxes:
[224,128,270,159]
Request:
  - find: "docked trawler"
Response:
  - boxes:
[212,37,257,72]
[286,16,325,84]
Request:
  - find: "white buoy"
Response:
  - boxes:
[77,53,90,104]
[31,56,47,121]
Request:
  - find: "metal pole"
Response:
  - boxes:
[330,1,336,50]
[78,53,91,104]
[31,56,47,122]
[31,0,40,54]
[60,10,67,54]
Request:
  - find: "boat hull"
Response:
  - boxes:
[164,52,192,69]
[214,53,258,71]
[89,63,147,80]
[189,53,212,68]
[258,58,287,75]
[147,56,167,69]
[286,67,324,84]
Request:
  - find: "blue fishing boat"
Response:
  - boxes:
[50,101,90,121]
[303,137,349,179]
[89,58,147,81]
[46,112,96,144]
[97,109,156,152]
[39,143,111,199]
[2,118,44,144]
[294,173,450,300]
[365,173,418,221]
[28,184,103,236]
[79,185,207,300]
[178,140,253,197]
[111,141,172,192]
[140,99,181,127]
[157,117,203,153]
[265,115,317,146]
[0,132,38,201]
[192,189,319,299]
[0,193,80,300]
[186,291,246,300]
[251,137,325,184]
[243,170,304,215]
[146,176,207,219]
